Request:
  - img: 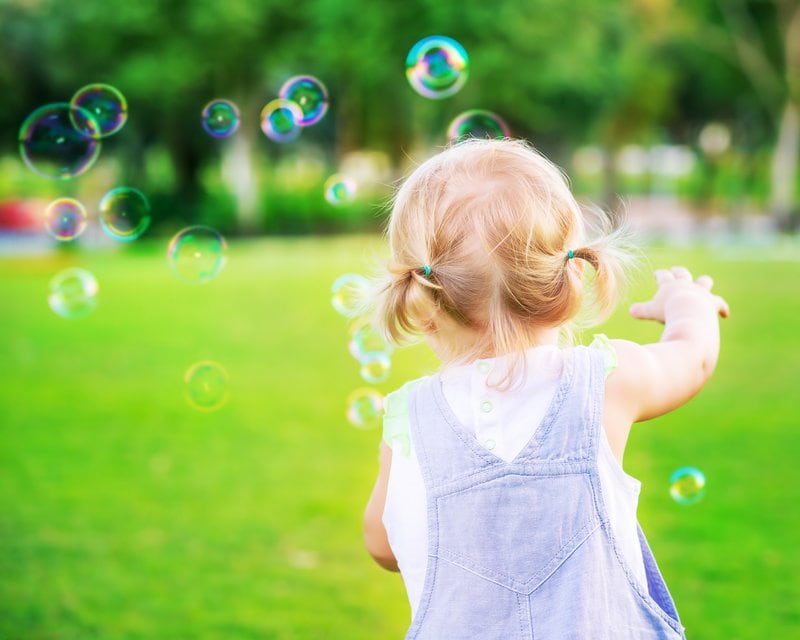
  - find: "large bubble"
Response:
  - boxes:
[43,198,88,241]
[19,103,101,179]
[48,267,98,319]
[70,83,128,138]
[406,36,469,99]
[260,99,303,143]
[99,186,151,241]
[167,226,228,284]
[201,99,240,138]
[447,109,511,143]
[278,76,329,126]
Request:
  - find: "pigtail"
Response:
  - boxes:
[376,262,440,346]
[568,207,638,325]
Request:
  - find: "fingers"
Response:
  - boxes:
[696,275,713,290]
[671,266,692,281]
[655,267,715,291]
[629,300,658,320]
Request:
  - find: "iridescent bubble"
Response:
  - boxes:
[184,360,230,412]
[19,103,101,179]
[331,273,369,317]
[406,36,469,99]
[359,352,391,384]
[70,84,128,138]
[43,198,88,241]
[346,388,384,430]
[669,467,706,505]
[48,267,98,319]
[99,186,151,241]
[349,317,394,361]
[260,99,303,143]
[201,99,240,138]
[167,226,228,284]
[447,109,511,143]
[324,174,357,206]
[279,75,329,126]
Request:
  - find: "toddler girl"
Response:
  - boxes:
[363,138,728,639]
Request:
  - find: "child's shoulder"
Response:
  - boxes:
[383,376,430,458]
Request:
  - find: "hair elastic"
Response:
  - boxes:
[567,250,575,260]
[421,264,432,277]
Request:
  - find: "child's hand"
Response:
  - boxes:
[629,266,730,324]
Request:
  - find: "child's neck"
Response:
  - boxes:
[428,325,562,362]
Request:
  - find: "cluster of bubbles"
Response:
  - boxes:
[19,84,127,180]
[200,76,350,206]
[406,36,511,144]
[19,84,231,413]
[330,273,390,429]
[669,466,706,506]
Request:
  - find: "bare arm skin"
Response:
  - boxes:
[363,442,399,571]
[603,266,730,464]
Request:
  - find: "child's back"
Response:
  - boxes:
[362,139,728,639]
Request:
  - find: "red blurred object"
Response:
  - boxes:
[0,199,41,231]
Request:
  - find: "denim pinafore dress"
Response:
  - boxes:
[404,346,686,639]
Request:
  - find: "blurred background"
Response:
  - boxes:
[1,0,798,638]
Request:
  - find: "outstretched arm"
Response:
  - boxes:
[603,266,730,463]
[364,442,399,571]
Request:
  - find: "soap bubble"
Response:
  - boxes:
[331,273,369,317]
[324,174,357,205]
[43,198,88,241]
[99,186,151,241]
[669,467,706,505]
[447,109,510,143]
[349,317,394,361]
[260,99,303,143]
[19,103,101,179]
[48,267,98,319]
[279,75,329,126]
[346,388,384,430]
[184,360,230,411]
[406,36,469,99]
[167,226,227,284]
[70,83,127,138]
[359,352,391,384]
[201,99,240,138]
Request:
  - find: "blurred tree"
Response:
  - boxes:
[0,0,791,230]
[673,0,799,227]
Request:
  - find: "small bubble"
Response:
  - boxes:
[669,467,706,505]
[43,198,88,241]
[48,268,98,319]
[201,99,240,138]
[184,361,230,412]
[278,76,329,126]
[406,36,469,99]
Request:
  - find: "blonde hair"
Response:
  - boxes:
[375,138,633,373]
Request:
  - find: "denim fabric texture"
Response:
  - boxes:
[405,345,686,640]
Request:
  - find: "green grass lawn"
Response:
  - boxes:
[1,234,798,639]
